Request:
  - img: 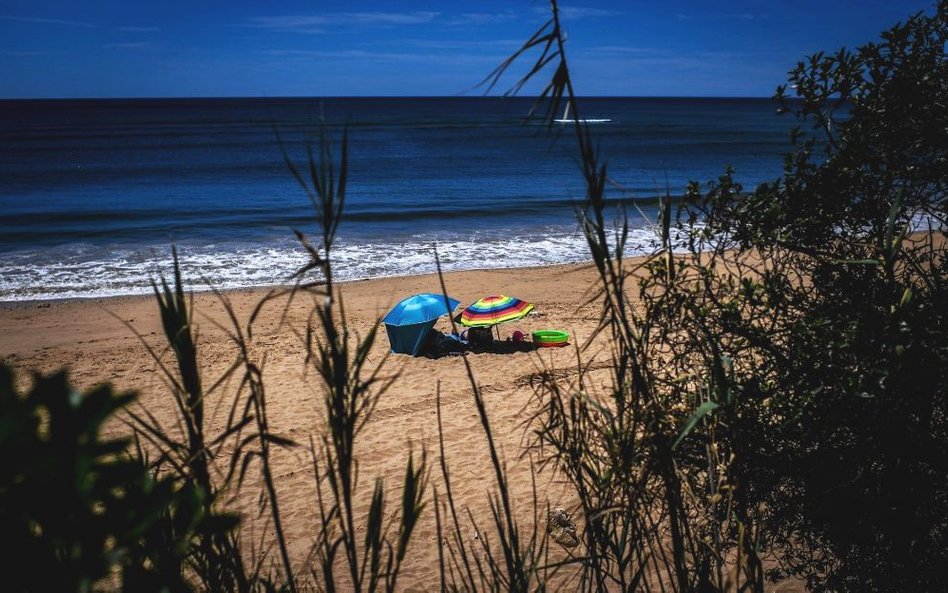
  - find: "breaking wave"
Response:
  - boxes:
[0,225,685,301]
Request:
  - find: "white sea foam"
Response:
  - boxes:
[0,225,694,302]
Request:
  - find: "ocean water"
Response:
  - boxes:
[0,97,795,301]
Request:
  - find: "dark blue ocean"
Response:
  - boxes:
[0,97,795,300]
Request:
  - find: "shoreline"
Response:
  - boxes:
[0,259,610,363]
[0,258,602,310]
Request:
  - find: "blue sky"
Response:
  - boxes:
[0,1,934,98]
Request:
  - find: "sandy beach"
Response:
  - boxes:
[0,261,621,590]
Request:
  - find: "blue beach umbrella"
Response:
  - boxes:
[383,293,460,355]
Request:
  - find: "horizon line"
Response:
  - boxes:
[0,94,779,101]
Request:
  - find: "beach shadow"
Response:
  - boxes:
[421,340,538,359]
[467,340,538,355]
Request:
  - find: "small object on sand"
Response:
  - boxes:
[547,507,579,548]
[511,330,525,342]
[532,330,570,348]
[467,326,493,346]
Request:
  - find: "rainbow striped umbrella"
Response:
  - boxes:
[460,295,534,327]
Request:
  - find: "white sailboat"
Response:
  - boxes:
[554,101,611,124]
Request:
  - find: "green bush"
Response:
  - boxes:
[687,4,948,589]
[0,364,237,591]
[495,1,947,591]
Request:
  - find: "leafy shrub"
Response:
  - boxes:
[689,4,948,589]
[0,364,237,591]
[494,1,947,591]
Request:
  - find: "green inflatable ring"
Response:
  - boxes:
[532,330,570,347]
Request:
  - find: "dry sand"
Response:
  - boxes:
[0,261,620,590]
